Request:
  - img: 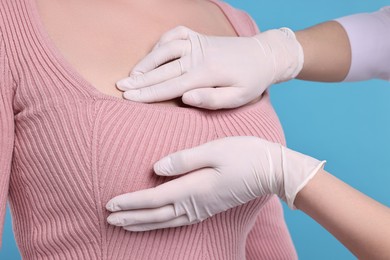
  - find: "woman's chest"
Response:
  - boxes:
[35,0,237,102]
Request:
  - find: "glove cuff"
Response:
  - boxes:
[252,28,304,84]
[287,160,326,209]
[278,27,304,80]
[280,145,326,209]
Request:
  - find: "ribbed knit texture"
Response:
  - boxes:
[0,0,297,259]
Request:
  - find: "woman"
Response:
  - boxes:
[0,0,297,259]
[105,5,390,260]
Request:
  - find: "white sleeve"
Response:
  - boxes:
[335,6,390,82]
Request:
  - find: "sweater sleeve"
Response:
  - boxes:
[0,31,15,250]
[335,6,390,82]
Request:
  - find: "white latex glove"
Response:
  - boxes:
[105,136,325,232]
[116,26,303,110]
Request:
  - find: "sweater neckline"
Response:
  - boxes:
[26,0,258,114]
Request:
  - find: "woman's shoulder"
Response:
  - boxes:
[202,0,260,36]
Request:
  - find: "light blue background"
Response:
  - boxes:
[1,1,389,259]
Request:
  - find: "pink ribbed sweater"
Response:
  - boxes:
[0,0,297,259]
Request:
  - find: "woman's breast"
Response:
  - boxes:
[93,94,285,204]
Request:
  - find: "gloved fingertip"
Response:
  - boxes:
[123,90,141,101]
[182,92,202,106]
[116,78,134,91]
[154,156,174,176]
[107,215,121,225]
[106,202,119,212]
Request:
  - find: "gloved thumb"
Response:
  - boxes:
[154,142,218,176]
[182,87,249,110]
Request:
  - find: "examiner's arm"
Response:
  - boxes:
[295,21,351,82]
[295,169,390,260]
[116,7,390,109]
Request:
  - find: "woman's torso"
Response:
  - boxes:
[0,0,292,259]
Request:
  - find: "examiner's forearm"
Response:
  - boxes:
[295,169,390,260]
[295,21,351,82]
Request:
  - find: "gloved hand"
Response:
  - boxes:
[105,136,325,231]
[116,26,303,110]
